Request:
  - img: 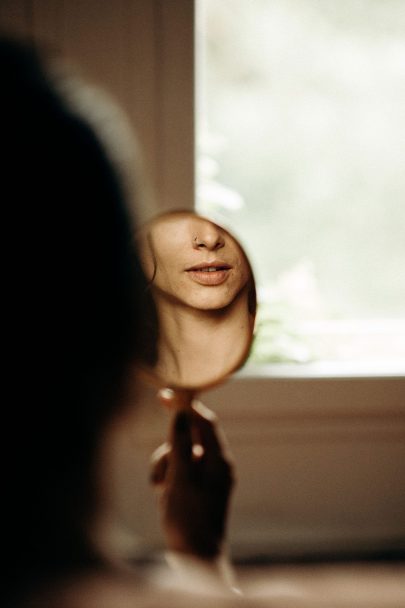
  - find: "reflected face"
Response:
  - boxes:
[142,213,251,311]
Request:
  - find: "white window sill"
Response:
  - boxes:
[239,359,405,380]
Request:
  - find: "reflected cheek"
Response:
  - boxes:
[155,269,191,299]
[231,262,250,294]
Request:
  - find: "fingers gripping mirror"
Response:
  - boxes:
[136,210,256,392]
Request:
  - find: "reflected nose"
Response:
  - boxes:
[192,220,225,251]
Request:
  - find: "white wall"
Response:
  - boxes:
[207,374,405,559]
[99,373,405,561]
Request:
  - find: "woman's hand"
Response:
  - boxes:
[150,390,235,559]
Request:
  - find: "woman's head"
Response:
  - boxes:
[2,36,148,589]
[141,211,252,312]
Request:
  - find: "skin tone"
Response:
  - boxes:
[140,212,255,388]
[93,386,235,556]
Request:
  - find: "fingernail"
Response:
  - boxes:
[175,412,189,432]
[158,388,175,400]
[192,444,205,458]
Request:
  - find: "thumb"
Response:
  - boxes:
[150,441,170,485]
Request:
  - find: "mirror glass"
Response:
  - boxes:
[136,210,256,390]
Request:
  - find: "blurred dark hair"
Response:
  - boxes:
[1,36,149,599]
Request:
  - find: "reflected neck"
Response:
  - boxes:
[152,286,252,387]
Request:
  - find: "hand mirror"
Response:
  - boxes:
[136,210,256,395]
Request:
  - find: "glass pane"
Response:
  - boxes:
[196,0,405,368]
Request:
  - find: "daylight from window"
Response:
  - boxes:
[196,0,405,372]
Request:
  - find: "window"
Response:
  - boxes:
[196,0,405,373]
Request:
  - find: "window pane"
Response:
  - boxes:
[196,0,405,368]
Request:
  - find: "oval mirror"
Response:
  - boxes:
[136,210,256,391]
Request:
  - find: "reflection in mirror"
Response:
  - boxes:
[137,210,256,390]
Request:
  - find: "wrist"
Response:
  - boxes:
[164,549,241,596]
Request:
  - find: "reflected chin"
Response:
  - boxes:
[186,292,238,311]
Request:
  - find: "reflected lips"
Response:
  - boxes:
[186,261,232,286]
